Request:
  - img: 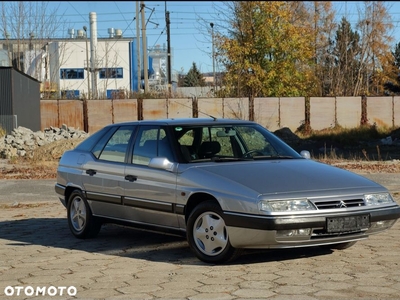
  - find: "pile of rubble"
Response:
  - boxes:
[0,125,89,159]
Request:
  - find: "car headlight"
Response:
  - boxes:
[259,199,316,212]
[364,193,394,206]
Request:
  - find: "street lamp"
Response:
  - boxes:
[83,26,91,99]
[210,22,216,91]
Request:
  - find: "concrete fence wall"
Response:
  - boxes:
[39,96,400,134]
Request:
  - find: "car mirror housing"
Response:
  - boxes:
[300,150,311,159]
[148,157,176,172]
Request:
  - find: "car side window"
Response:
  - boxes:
[132,126,174,165]
[96,126,135,162]
[200,127,234,157]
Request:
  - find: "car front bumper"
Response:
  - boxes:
[224,205,400,249]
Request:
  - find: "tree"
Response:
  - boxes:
[184,62,206,87]
[329,17,361,96]
[0,1,68,93]
[354,1,394,96]
[214,1,316,99]
[383,42,400,94]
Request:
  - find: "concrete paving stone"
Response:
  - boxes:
[312,273,355,282]
[269,295,319,300]
[26,269,74,277]
[18,274,64,285]
[116,284,162,295]
[150,287,199,299]
[84,280,130,290]
[99,267,144,277]
[108,293,154,300]
[19,255,59,264]
[354,285,399,295]
[160,280,205,291]
[273,275,316,286]
[199,276,243,286]
[189,292,236,300]
[239,273,281,282]
[198,274,244,284]
[194,283,238,293]
[312,281,354,291]
[238,280,274,290]
[0,267,43,278]
[272,284,319,296]
[232,288,276,298]
[74,288,125,299]
[313,289,356,299]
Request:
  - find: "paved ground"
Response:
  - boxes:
[0,174,400,300]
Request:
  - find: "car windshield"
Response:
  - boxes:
[174,123,302,162]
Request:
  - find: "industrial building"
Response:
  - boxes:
[0,12,174,99]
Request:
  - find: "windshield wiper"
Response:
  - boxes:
[253,155,295,160]
[211,157,254,162]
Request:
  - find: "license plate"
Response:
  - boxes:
[327,215,370,233]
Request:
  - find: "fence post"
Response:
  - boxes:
[361,95,368,125]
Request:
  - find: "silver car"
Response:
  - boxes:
[55,118,400,264]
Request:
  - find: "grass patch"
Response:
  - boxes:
[297,124,393,146]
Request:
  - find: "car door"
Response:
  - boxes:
[81,125,136,218]
[121,125,180,228]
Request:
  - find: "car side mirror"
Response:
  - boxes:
[300,150,311,159]
[148,157,176,172]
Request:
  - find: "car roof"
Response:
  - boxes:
[106,118,257,127]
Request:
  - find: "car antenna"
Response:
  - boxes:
[199,111,217,121]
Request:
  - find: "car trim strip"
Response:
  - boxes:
[123,196,173,212]
[86,191,122,204]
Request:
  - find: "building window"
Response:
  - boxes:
[61,90,80,99]
[106,89,125,99]
[99,67,123,79]
[60,68,84,79]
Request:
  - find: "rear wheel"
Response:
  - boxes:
[187,200,240,264]
[67,190,102,239]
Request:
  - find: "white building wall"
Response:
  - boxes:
[96,40,131,96]
[55,38,132,98]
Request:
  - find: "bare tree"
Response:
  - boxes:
[355,1,394,96]
[0,1,68,91]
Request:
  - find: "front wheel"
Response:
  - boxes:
[67,190,102,239]
[187,200,240,264]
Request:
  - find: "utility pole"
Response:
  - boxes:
[166,10,172,96]
[140,1,149,92]
[136,1,141,92]
[210,22,216,92]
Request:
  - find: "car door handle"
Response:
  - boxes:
[86,169,97,176]
[125,175,137,182]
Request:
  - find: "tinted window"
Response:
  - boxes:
[98,126,135,162]
[75,127,112,152]
[132,126,173,165]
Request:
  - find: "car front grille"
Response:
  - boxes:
[312,198,365,210]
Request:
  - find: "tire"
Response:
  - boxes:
[67,190,102,239]
[187,200,240,264]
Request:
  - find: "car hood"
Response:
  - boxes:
[181,159,385,197]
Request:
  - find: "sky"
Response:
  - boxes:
[42,1,400,74]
